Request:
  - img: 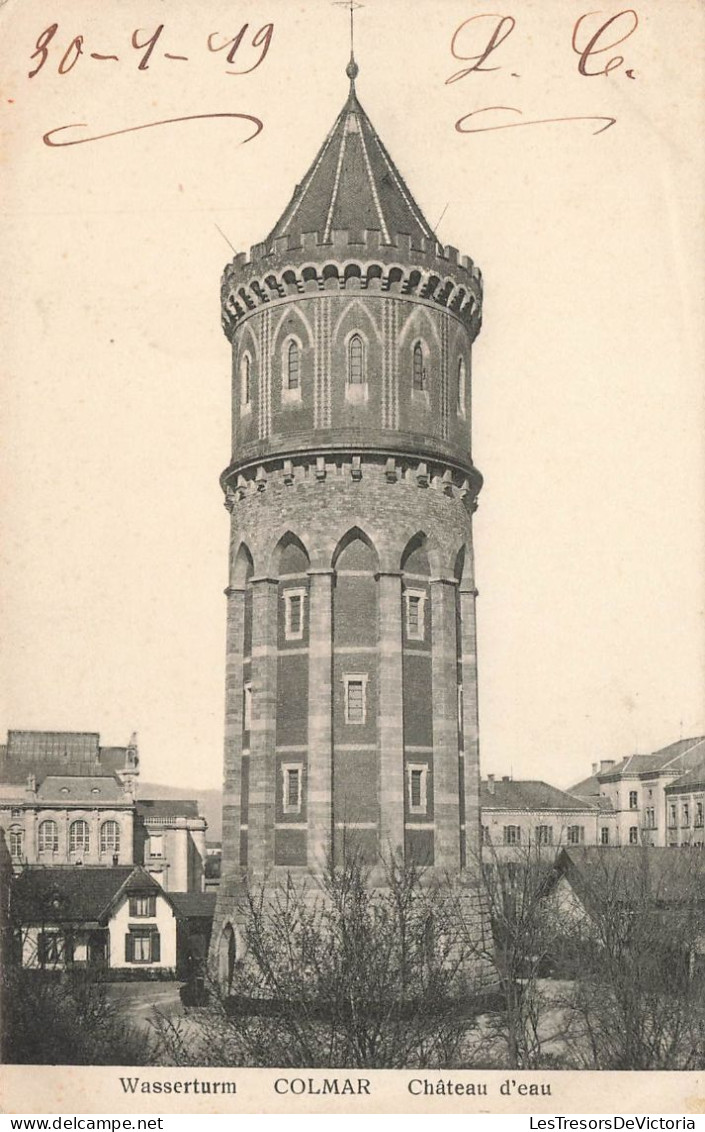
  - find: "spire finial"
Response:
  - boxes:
[335,0,363,88]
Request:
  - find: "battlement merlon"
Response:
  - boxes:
[220,228,483,342]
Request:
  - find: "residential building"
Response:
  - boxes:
[664,760,705,847]
[480,776,602,859]
[135,799,207,892]
[0,730,207,891]
[568,736,705,847]
[11,866,177,972]
[212,54,487,978]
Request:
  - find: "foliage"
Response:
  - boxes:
[2,966,154,1065]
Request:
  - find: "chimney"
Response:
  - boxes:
[487,774,495,795]
[600,759,616,773]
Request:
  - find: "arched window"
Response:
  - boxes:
[100,820,120,854]
[69,819,90,854]
[412,342,426,391]
[347,334,365,384]
[9,828,24,860]
[287,341,300,390]
[240,353,251,407]
[457,357,466,414]
[38,819,59,853]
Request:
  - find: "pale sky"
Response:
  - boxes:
[2,0,704,792]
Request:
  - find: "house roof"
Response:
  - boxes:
[555,846,705,906]
[567,773,600,799]
[169,892,217,920]
[665,758,705,794]
[264,75,435,251]
[480,779,597,813]
[598,737,705,781]
[35,776,128,804]
[136,799,201,820]
[10,866,142,925]
[0,730,132,786]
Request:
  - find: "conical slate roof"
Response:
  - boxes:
[265,75,435,249]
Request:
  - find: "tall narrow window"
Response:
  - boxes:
[601,826,610,845]
[629,790,638,809]
[100,820,120,854]
[457,357,467,415]
[69,820,90,854]
[668,803,678,827]
[240,353,251,409]
[407,765,428,815]
[696,801,704,827]
[629,826,638,844]
[243,682,253,731]
[282,764,303,815]
[9,828,24,859]
[682,803,690,827]
[344,675,367,724]
[347,334,364,384]
[38,820,59,853]
[148,833,163,859]
[283,589,306,640]
[404,589,426,640]
[412,342,426,391]
[287,341,300,390]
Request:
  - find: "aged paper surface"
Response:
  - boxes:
[1,0,704,1115]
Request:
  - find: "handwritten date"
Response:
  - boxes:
[29,21,274,78]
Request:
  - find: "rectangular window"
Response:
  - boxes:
[38,931,62,966]
[535,825,553,845]
[282,764,303,815]
[629,790,638,810]
[644,807,656,829]
[567,825,585,845]
[629,826,639,845]
[126,929,160,964]
[503,825,521,845]
[404,590,426,641]
[682,803,690,827]
[148,834,163,859]
[668,803,678,828]
[407,765,428,816]
[9,829,24,859]
[481,825,491,845]
[283,589,306,641]
[243,682,253,731]
[696,802,704,828]
[344,675,367,725]
[129,894,157,918]
[601,826,610,845]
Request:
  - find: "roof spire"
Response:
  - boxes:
[336,0,362,89]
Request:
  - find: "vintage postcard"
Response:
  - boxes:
[1,0,704,1116]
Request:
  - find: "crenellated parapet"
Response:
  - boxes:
[221,228,483,342]
[221,448,482,514]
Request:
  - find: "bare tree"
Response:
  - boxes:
[155,853,479,1069]
[460,838,568,1069]
[554,847,705,1070]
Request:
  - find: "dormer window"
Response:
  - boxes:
[347,334,365,385]
[240,353,252,415]
[412,342,427,391]
[457,358,467,416]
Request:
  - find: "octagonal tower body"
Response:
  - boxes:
[212,75,485,961]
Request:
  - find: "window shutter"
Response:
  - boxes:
[151,931,161,963]
[125,933,133,962]
[128,897,136,917]
[148,895,156,917]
